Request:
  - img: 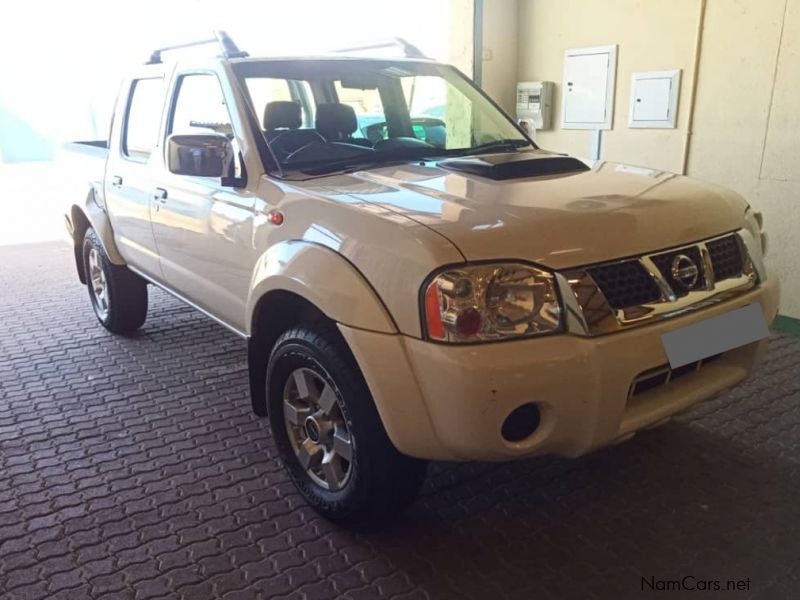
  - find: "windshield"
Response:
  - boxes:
[232,59,533,177]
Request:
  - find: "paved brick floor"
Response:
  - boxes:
[1,241,799,600]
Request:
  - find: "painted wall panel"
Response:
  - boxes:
[760,0,800,183]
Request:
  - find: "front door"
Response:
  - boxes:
[149,71,256,332]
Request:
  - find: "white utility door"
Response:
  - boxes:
[562,45,617,130]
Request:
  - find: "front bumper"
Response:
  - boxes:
[339,277,780,461]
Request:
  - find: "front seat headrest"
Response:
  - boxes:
[264,101,302,131]
[316,103,358,139]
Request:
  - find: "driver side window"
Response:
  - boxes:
[168,73,241,177]
[169,74,233,138]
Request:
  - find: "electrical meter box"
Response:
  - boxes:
[516,81,553,133]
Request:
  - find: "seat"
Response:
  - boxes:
[263,101,323,160]
[263,101,301,137]
[315,103,372,147]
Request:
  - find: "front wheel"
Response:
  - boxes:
[267,326,427,525]
[82,228,148,333]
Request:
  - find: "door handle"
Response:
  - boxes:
[153,188,168,204]
[111,176,123,187]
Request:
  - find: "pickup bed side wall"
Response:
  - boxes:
[61,141,127,276]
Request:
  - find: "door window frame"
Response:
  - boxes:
[121,76,168,163]
[162,69,246,184]
[165,69,238,138]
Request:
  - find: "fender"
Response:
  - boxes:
[245,240,398,417]
[70,189,126,283]
[245,240,397,336]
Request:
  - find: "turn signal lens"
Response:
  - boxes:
[267,210,284,225]
[743,208,767,257]
[423,262,562,343]
[424,283,444,339]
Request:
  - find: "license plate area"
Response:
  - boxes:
[661,304,769,369]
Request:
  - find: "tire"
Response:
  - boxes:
[82,228,148,333]
[266,325,427,526]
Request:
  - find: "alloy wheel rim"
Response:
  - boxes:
[282,367,353,491]
[88,248,109,319]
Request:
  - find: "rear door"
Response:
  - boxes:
[105,68,169,279]
[149,70,257,332]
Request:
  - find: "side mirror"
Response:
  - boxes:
[166,133,233,178]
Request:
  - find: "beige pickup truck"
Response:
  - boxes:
[64,33,779,524]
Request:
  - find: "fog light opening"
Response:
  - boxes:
[501,403,541,442]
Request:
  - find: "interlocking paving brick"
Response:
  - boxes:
[1,241,799,599]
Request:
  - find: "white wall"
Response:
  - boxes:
[480,0,519,114]
[688,0,800,318]
[516,0,701,173]
[511,0,800,318]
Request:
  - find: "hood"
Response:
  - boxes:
[304,154,749,270]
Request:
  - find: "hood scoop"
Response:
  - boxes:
[438,151,589,181]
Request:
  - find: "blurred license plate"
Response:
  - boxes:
[661,304,769,368]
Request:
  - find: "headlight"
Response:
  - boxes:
[422,262,563,343]
[743,208,767,256]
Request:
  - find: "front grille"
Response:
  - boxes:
[565,231,756,335]
[587,260,661,309]
[650,245,704,298]
[586,233,747,310]
[707,234,744,281]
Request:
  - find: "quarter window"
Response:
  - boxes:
[124,78,166,160]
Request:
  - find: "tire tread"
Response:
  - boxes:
[83,228,148,333]
[268,324,426,526]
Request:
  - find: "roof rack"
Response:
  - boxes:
[330,37,429,59]
[147,30,248,64]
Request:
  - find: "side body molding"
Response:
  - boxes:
[245,240,397,337]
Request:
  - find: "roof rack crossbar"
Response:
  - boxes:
[330,37,428,59]
[147,30,248,64]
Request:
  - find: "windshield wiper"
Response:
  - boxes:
[455,138,533,157]
[287,139,533,176]
[291,155,408,176]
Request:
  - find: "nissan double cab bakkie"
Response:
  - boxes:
[64,34,779,524]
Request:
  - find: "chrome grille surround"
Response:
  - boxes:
[555,230,764,336]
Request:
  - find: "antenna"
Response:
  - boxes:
[147,30,248,64]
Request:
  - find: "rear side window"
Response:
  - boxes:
[169,74,233,137]
[123,78,165,160]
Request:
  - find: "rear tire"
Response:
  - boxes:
[82,228,148,333]
[266,325,427,526]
